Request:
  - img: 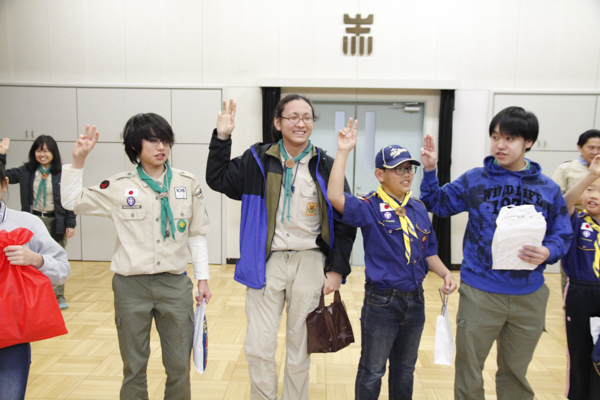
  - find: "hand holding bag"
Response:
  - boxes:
[0,228,68,349]
[306,290,354,354]
[434,289,455,365]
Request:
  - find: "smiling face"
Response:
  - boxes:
[138,138,170,172]
[273,99,314,157]
[35,144,53,169]
[375,161,415,199]
[490,124,533,171]
[583,178,600,219]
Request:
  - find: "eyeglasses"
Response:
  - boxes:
[388,165,417,175]
[146,138,171,147]
[280,116,315,124]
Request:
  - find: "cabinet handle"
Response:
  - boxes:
[25,130,28,138]
[31,130,34,138]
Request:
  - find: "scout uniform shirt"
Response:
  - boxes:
[32,171,55,213]
[563,211,600,282]
[61,165,211,277]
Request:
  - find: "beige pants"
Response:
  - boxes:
[245,249,325,400]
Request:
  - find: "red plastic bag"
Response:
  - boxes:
[0,228,68,349]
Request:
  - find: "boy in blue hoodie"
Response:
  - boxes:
[420,106,573,400]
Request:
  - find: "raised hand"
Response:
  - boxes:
[337,118,358,153]
[72,125,99,169]
[216,100,236,140]
[0,138,10,155]
[421,134,437,172]
[590,154,600,177]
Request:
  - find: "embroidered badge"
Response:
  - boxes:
[125,189,138,197]
[175,187,187,199]
[306,202,317,216]
[100,180,110,189]
[582,222,594,232]
[194,185,203,199]
[583,230,592,238]
[379,203,392,212]
[384,211,392,220]
[126,197,136,206]
[177,219,187,232]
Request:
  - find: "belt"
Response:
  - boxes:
[32,210,55,218]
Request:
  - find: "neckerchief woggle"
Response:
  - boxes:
[137,162,175,240]
[279,139,312,223]
[34,165,51,209]
[583,211,600,278]
[376,186,418,263]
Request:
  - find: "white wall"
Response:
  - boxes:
[2,0,599,260]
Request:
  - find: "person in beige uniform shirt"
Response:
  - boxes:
[552,129,600,292]
[61,114,211,400]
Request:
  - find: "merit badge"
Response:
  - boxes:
[395,207,406,217]
[100,180,110,189]
[384,211,392,220]
[581,222,594,232]
[124,189,138,197]
[177,219,187,232]
[583,230,591,238]
[380,203,392,212]
[194,185,203,199]
[285,159,295,168]
[175,187,187,199]
[126,197,136,206]
[306,202,317,216]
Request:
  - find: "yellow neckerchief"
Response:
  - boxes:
[583,211,600,278]
[376,186,418,263]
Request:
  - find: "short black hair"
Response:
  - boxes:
[122,113,175,165]
[577,129,600,147]
[26,135,62,174]
[271,94,318,142]
[489,106,539,152]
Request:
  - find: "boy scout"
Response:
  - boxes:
[61,114,211,400]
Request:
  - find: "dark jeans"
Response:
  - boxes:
[355,283,425,400]
[0,343,31,400]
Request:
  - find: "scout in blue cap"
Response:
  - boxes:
[327,118,456,400]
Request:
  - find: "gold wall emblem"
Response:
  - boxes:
[343,14,374,56]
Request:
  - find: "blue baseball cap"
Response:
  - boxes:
[375,145,421,169]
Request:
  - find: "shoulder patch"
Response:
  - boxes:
[100,180,110,189]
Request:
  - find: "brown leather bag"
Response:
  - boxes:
[306,290,355,354]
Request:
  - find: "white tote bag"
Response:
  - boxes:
[193,297,208,374]
[434,290,454,365]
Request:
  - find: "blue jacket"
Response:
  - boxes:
[420,155,573,295]
[206,130,356,289]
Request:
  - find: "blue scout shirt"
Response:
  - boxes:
[335,191,438,291]
[563,211,600,282]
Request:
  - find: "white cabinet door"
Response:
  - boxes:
[0,86,77,141]
[171,89,222,144]
[77,88,171,143]
[170,144,222,264]
[79,143,130,261]
[493,94,597,151]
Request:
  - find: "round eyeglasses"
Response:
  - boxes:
[389,165,417,175]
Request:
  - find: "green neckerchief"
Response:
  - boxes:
[278,139,312,223]
[34,165,51,209]
[137,162,175,240]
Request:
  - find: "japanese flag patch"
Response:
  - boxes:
[581,222,594,232]
[380,203,393,213]
[125,189,139,197]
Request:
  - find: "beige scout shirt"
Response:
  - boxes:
[552,159,588,210]
[32,171,55,213]
[61,165,211,277]
[271,149,321,251]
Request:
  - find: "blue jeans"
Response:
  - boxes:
[355,283,425,400]
[0,343,31,400]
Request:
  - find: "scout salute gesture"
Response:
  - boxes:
[61,115,211,400]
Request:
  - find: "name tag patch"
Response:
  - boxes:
[175,187,187,199]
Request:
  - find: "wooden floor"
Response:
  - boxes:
[24,262,568,400]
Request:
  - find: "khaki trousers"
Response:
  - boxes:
[454,282,549,400]
[113,273,194,400]
[245,249,325,400]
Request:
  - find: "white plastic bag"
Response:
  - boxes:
[492,205,546,270]
[591,317,600,345]
[434,290,454,365]
[193,297,208,374]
